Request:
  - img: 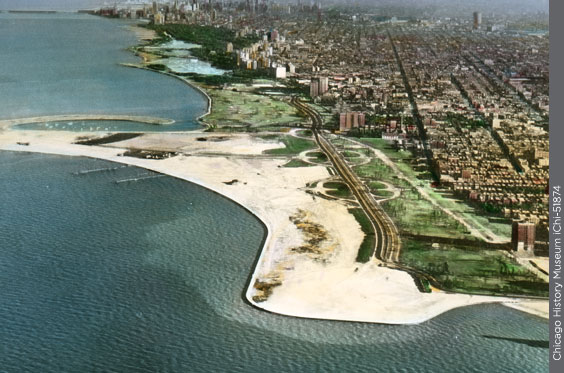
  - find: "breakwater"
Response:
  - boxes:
[0,114,175,129]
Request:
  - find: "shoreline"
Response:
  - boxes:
[0,130,549,324]
[124,27,213,129]
[0,26,548,325]
[120,63,212,127]
[0,114,175,128]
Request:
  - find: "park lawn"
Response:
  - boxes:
[401,239,548,297]
[263,135,317,155]
[354,137,414,161]
[348,208,376,263]
[305,151,328,163]
[373,189,394,198]
[283,159,315,168]
[353,137,512,240]
[382,190,470,240]
[355,160,469,239]
[205,88,303,129]
[324,181,352,198]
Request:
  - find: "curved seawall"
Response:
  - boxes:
[0,114,175,128]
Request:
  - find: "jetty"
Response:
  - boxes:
[0,114,175,128]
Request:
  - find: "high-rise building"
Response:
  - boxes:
[319,77,329,94]
[339,113,347,131]
[339,112,365,131]
[358,113,365,127]
[271,29,279,41]
[512,221,536,254]
[310,77,328,97]
[473,11,482,29]
[310,79,320,97]
[287,63,296,74]
[154,12,165,25]
[274,66,286,79]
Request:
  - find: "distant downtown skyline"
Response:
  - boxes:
[0,0,548,12]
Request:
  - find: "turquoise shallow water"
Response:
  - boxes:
[0,151,549,372]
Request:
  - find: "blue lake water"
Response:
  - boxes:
[0,12,207,131]
[0,151,549,372]
[0,12,549,373]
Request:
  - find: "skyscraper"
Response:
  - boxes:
[473,11,482,29]
[512,221,536,254]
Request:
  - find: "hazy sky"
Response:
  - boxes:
[0,0,104,10]
[0,0,549,12]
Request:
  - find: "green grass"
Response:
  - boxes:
[204,88,303,129]
[257,134,279,141]
[256,126,291,132]
[383,194,469,239]
[401,239,548,297]
[353,137,413,160]
[305,151,328,163]
[283,159,315,168]
[349,208,376,263]
[343,151,361,158]
[296,129,313,137]
[353,136,512,240]
[263,136,316,155]
[147,23,259,70]
[374,190,394,198]
[323,182,352,198]
[354,159,469,239]
[367,181,387,190]
[355,159,406,186]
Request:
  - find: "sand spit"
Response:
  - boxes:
[0,129,549,323]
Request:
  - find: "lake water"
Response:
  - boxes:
[0,12,207,132]
[0,12,549,373]
[0,151,549,372]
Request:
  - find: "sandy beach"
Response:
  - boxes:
[0,128,549,324]
[0,23,548,324]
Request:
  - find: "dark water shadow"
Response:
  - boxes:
[482,335,549,348]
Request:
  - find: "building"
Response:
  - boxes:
[473,12,482,29]
[271,29,279,42]
[154,12,165,25]
[310,79,320,97]
[226,42,233,53]
[339,112,366,131]
[287,63,296,74]
[319,77,329,94]
[511,221,536,255]
[274,66,287,79]
[310,77,329,97]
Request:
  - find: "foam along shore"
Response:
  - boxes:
[127,25,157,41]
[0,129,549,324]
[0,114,175,128]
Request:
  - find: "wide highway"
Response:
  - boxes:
[291,97,401,263]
